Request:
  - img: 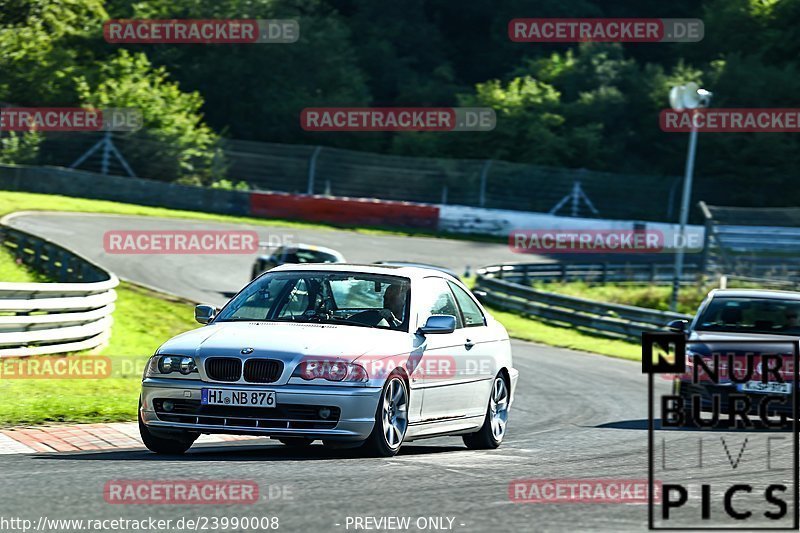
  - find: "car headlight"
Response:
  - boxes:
[293,359,368,382]
[145,355,198,377]
[685,349,701,370]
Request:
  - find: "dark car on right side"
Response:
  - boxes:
[669,288,800,427]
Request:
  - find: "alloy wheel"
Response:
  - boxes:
[489,377,509,441]
[382,378,408,449]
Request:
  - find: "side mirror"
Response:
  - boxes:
[666,319,688,332]
[419,315,457,335]
[195,304,217,325]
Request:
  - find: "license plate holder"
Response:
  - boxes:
[201,388,276,407]
[738,381,792,394]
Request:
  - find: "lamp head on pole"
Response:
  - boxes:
[669,82,712,111]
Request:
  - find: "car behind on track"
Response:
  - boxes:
[251,243,345,279]
[670,288,800,427]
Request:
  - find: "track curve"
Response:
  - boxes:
[3,212,769,532]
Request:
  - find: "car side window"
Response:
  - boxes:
[448,281,486,327]
[418,278,463,329]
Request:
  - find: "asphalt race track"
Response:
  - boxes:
[3,340,665,532]
[2,212,793,532]
[6,212,525,306]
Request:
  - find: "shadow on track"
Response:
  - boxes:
[30,442,467,462]
[594,418,794,432]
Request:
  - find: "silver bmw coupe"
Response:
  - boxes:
[139,264,518,457]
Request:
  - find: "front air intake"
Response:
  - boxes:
[244,359,283,383]
[205,357,242,382]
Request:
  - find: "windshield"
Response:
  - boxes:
[215,271,410,331]
[695,297,800,335]
[284,249,340,264]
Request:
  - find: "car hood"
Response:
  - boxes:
[690,331,800,342]
[688,330,798,354]
[157,321,413,362]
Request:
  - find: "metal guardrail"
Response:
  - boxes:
[485,262,702,285]
[475,264,692,341]
[699,201,800,277]
[0,215,118,356]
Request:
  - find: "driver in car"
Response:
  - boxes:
[379,284,406,328]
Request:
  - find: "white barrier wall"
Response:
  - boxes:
[0,214,118,357]
[437,205,705,252]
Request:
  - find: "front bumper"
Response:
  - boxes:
[141,378,382,441]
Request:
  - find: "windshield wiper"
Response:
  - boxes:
[217,318,292,323]
[321,316,384,329]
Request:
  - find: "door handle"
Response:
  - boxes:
[464,339,474,350]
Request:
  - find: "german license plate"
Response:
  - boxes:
[201,389,276,407]
[740,381,792,394]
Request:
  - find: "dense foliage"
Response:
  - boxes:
[1,0,799,206]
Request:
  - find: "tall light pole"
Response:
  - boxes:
[669,83,712,312]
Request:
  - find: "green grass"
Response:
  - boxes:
[0,282,198,427]
[0,256,641,425]
[462,276,641,361]
[534,280,708,315]
[490,278,705,360]
[102,283,198,357]
[0,190,503,243]
[0,190,647,425]
[0,190,500,427]
[0,245,49,282]
[486,304,641,361]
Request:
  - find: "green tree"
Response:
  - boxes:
[0,131,41,165]
[0,0,220,182]
[112,0,372,148]
[75,50,222,184]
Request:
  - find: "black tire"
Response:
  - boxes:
[360,374,408,457]
[138,400,196,455]
[278,437,314,447]
[463,373,509,450]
